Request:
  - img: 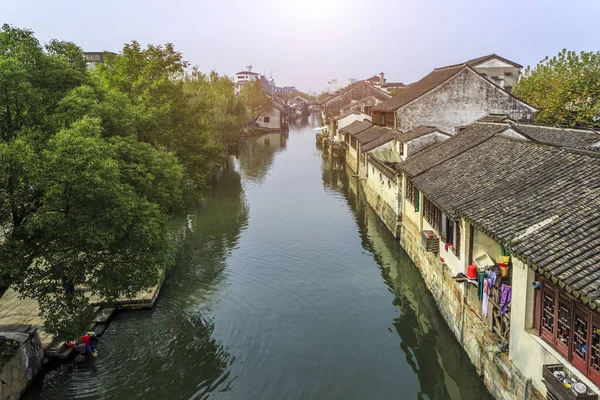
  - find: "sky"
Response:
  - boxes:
[2,0,600,93]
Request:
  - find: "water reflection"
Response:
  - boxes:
[322,154,491,400]
[26,116,491,400]
[25,163,249,400]
[237,132,288,184]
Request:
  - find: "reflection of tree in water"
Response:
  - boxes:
[320,155,491,400]
[24,163,249,400]
[170,162,249,299]
[237,133,287,183]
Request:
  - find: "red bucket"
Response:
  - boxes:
[467,264,478,279]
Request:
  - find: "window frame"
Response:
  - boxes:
[535,278,600,386]
[422,196,442,235]
[453,220,461,258]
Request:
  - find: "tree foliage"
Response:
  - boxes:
[240,80,271,119]
[388,87,405,96]
[513,49,600,126]
[0,25,247,339]
[183,68,247,153]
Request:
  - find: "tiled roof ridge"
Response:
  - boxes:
[496,132,600,158]
[514,121,598,131]
[433,63,467,71]
[399,124,508,177]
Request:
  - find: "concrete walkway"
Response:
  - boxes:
[0,289,53,349]
[0,280,163,351]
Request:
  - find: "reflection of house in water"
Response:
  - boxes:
[320,154,492,400]
[237,133,288,184]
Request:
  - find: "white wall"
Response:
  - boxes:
[406,132,450,155]
[256,107,281,130]
[365,160,399,214]
[472,59,521,89]
[337,113,371,134]
[396,68,535,133]
[472,228,502,264]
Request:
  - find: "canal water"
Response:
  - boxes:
[25,115,491,400]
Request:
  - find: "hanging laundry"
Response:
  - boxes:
[477,271,485,300]
[500,284,512,315]
[485,270,497,287]
[482,278,491,317]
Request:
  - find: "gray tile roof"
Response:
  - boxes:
[511,124,600,150]
[397,125,451,143]
[372,65,465,112]
[361,128,397,152]
[397,122,508,177]
[401,121,600,307]
[355,126,393,146]
[371,148,403,164]
[466,53,523,69]
[338,120,372,136]
[477,114,516,123]
[334,109,368,121]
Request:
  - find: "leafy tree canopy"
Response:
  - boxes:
[240,80,271,119]
[513,49,600,126]
[0,25,247,339]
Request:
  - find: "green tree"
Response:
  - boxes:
[513,49,600,126]
[240,80,271,119]
[0,26,179,339]
[388,87,405,96]
[94,42,229,194]
[184,68,247,153]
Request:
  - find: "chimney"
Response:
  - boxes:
[379,72,385,86]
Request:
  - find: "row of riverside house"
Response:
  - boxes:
[322,54,600,399]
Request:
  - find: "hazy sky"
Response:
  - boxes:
[3,0,600,92]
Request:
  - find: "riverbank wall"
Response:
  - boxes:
[400,219,543,400]
[0,326,44,400]
[359,179,399,239]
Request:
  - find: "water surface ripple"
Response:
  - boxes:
[25,115,491,400]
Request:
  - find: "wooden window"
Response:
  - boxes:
[590,320,600,383]
[264,116,270,123]
[386,113,395,129]
[406,177,420,212]
[535,278,600,386]
[556,297,572,357]
[541,284,556,342]
[573,308,588,371]
[406,178,416,205]
[453,221,461,258]
[423,196,442,234]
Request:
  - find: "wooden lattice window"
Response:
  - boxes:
[556,298,572,357]
[573,309,588,371]
[541,286,556,342]
[423,196,442,234]
[406,178,417,206]
[535,278,600,386]
[453,221,461,259]
[591,327,600,373]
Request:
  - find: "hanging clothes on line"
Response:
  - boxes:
[482,278,491,317]
[500,284,512,315]
[477,271,485,300]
